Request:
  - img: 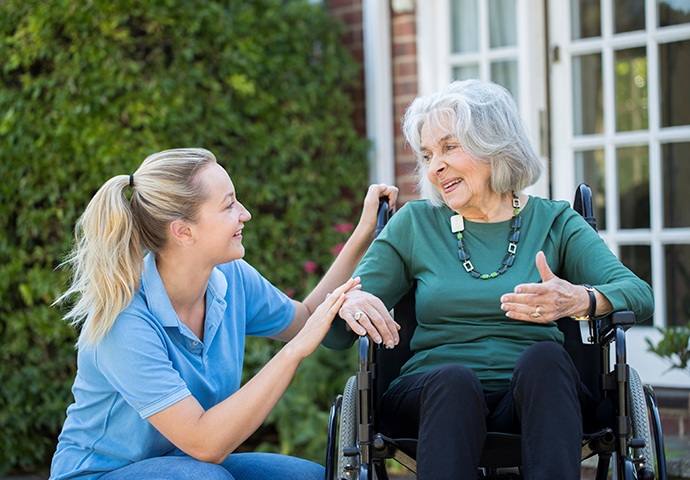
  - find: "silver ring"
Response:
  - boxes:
[354,311,364,321]
[530,305,542,318]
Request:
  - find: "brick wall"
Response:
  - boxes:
[327,0,420,204]
[390,6,419,204]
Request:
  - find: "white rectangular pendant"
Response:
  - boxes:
[451,215,464,233]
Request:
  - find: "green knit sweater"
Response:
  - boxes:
[323,196,654,392]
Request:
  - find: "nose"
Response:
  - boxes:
[238,202,251,222]
[427,152,446,177]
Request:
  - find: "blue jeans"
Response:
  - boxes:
[100,452,324,480]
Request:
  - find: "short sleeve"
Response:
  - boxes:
[94,314,191,419]
[220,260,295,337]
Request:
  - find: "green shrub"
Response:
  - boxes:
[0,0,367,474]
[646,323,690,375]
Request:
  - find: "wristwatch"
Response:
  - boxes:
[573,284,596,321]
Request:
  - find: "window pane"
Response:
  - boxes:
[571,0,601,39]
[451,0,479,53]
[615,0,646,33]
[489,0,516,48]
[453,65,480,81]
[665,244,690,327]
[617,146,650,229]
[615,47,648,132]
[491,60,518,102]
[619,245,653,325]
[572,53,604,135]
[658,0,690,27]
[660,39,690,127]
[662,142,690,228]
[575,149,607,229]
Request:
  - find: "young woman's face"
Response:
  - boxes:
[420,121,492,215]
[191,163,251,265]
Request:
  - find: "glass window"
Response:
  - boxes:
[451,0,479,53]
[572,53,604,135]
[659,39,690,128]
[453,65,480,81]
[571,0,601,39]
[665,244,690,327]
[619,245,653,324]
[489,0,516,48]
[662,142,690,228]
[617,146,650,229]
[615,0,646,33]
[491,60,518,102]
[658,0,690,27]
[575,149,607,229]
[615,47,648,132]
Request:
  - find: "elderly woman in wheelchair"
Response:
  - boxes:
[323,79,655,480]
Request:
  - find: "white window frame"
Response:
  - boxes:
[548,0,690,388]
[416,0,550,198]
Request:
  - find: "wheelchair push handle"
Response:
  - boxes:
[375,196,391,237]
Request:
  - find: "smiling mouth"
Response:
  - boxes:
[233,229,243,238]
[442,178,462,191]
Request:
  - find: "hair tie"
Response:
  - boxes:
[129,174,135,188]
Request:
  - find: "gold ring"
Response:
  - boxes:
[354,312,364,321]
[530,305,541,318]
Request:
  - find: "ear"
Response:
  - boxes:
[169,219,195,246]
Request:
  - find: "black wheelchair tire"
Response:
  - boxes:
[629,368,655,476]
[337,375,358,479]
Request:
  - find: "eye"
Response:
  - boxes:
[421,153,431,163]
[445,143,458,152]
[226,201,235,210]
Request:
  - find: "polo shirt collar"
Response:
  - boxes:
[140,254,228,345]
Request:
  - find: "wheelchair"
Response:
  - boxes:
[325,184,667,480]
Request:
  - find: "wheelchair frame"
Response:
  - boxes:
[326,184,667,480]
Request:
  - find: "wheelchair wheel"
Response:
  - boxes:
[629,368,654,477]
[337,375,358,479]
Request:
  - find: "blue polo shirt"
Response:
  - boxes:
[50,254,295,480]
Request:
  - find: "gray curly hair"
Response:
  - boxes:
[402,79,543,206]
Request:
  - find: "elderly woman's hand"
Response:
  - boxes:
[339,289,400,347]
[500,251,603,323]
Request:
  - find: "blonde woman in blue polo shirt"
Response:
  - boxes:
[49,148,398,480]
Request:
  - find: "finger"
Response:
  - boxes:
[535,251,556,282]
[351,311,383,344]
[359,302,400,347]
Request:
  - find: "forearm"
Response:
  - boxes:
[302,225,373,313]
[203,346,302,459]
[151,344,304,463]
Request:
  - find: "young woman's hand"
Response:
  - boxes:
[356,183,399,236]
[289,277,361,358]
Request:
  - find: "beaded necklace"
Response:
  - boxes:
[452,192,521,279]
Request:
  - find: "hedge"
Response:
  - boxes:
[0,0,366,474]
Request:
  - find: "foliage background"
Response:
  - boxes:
[0,0,365,475]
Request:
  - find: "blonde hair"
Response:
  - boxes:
[402,79,543,207]
[57,148,217,346]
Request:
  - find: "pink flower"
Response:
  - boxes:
[331,243,344,256]
[284,288,295,298]
[333,222,354,234]
[303,261,318,274]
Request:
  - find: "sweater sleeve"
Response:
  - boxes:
[555,208,654,322]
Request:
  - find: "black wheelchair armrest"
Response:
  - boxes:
[596,310,635,345]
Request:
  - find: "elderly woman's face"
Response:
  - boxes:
[420,121,492,213]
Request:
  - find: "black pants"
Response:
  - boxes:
[380,342,584,480]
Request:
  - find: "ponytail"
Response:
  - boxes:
[56,148,216,346]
